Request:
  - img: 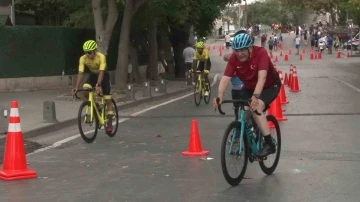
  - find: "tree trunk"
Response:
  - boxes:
[92,0,118,55]
[160,29,175,75]
[129,41,141,84]
[168,24,189,78]
[147,18,158,80]
[114,0,147,91]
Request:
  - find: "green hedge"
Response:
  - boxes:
[0,26,120,78]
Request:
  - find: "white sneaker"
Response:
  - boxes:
[204,91,209,96]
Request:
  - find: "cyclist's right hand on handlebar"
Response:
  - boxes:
[71,88,77,96]
[213,96,222,109]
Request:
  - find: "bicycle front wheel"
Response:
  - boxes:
[221,121,249,186]
[203,81,211,104]
[78,101,99,143]
[105,98,119,137]
[259,114,281,175]
[193,81,202,106]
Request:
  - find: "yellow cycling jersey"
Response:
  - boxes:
[78,52,107,74]
[194,49,209,62]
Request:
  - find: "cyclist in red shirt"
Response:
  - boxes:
[213,32,281,158]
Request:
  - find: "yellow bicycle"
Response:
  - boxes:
[189,70,211,106]
[74,88,119,143]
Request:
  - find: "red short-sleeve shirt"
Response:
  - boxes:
[224,46,279,90]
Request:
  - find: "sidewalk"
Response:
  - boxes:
[0,80,193,138]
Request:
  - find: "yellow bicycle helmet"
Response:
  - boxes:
[196,41,205,49]
[83,40,98,52]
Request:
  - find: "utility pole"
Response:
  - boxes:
[244,0,248,28]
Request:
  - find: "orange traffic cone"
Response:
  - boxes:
[182,120,209,156]
[284,51,288,61]
[299,54,303,60]
[318,52,322,59]
[269,96,287,121]
[278,71,289,104]
[284,72,289,86]
[280,50,283,56]
[0,101,37,181]
[290,70,301,92]
[288,66,294,87]
[274,55,278,63]
[310,50,314,60]
[337,49,341,58]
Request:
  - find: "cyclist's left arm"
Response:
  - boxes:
[253,49,269,96]
[204,51,210,72]
[96,54,107,86]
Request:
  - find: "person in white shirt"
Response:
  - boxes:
[225,32,231,49]
[295,35,301,54]
[183,42,196,83]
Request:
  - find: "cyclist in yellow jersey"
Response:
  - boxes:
[192,41,211,96]
[71,40,114,132]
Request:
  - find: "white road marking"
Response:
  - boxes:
[27,74,220,156]
[329,76,360,93]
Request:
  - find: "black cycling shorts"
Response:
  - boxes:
[231,79,281,110]
[197,58,212,71]
[84,71,111,96]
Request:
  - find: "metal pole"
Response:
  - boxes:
[11,0,15,25]
[244,1,248,28]
[238,4,241,28]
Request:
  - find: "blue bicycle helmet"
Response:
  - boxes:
[232,33,253,50]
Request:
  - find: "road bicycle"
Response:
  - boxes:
[215,98,281,186]
[189,70,211,106]
[74,88,119,143]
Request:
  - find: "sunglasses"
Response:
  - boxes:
[85,51,94,55]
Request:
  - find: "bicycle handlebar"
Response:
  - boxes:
[73,88,103,99]
[215,97,262,116]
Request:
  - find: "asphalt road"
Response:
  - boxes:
[0,35,360,202]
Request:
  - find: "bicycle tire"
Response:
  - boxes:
[221,121,249,186]
[194,81,202,106]
[203,81,211,104]
[78,101,99,143]
[258,115,281,175]
[105,98,119,137]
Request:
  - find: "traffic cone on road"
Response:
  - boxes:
[278,71,289,104]
[337,49,341,58]
[182,120,209,156]
[318,52,322,59]
[299,54,303,60]
[274,55,278,63]
[290,70,301,92]
[284,72,289,86]
[269,96,287,121]
[310,50,314,60]
[0,101,37,181]
[288,66,294,87]
[284,51,289,61]
[280,50,283,56]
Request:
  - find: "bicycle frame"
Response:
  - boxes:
[86,90,106,126]
[230,108,262,157]
[196,71,205,95]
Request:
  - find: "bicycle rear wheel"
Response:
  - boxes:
[105,98,119,137]
[78,101,99,143]
[221,121,249,186]
[259,115,281,175]
[193,80,202,106]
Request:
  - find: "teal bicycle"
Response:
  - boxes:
[215,98,281,186]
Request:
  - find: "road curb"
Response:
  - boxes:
[23,86,193,139]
